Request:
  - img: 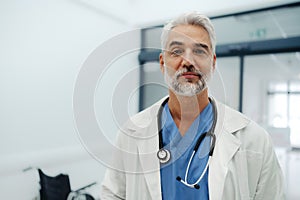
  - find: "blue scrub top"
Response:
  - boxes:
[160,102,213,200]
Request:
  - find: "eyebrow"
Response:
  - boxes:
[168,41,210,50]
[168,41,184,48]
[194,43,209,50]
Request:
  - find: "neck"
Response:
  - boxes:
[168,89,210,135]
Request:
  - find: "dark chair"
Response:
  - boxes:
[38,169,71,200]
[38,168,96,200]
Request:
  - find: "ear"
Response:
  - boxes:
[212,54,217,72]
[159,53,165,73]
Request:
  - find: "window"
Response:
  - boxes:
[268,81,300,147]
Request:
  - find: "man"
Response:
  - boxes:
[101,12,285,200]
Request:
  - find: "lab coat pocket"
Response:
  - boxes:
[235,150,263,199]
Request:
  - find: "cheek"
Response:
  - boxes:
[203,67,214,77]
[165,67,176,77]
[165,57,182,68]
[194,59,214,72]
[164,64,178,76]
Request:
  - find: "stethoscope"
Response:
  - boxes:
[156,97,217,189]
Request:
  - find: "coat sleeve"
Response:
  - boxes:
[101,170,126,200]
[254,133,286,200]
[100,132,126,200]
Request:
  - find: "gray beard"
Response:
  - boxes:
[165,68,209,96]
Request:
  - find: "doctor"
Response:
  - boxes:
[101,12,285,200]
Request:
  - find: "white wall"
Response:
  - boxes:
[0,0,139,199]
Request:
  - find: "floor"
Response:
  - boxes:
[275,148,300,199]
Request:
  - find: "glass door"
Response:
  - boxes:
[243,52,300,147]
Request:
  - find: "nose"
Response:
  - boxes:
[181,50,195,69]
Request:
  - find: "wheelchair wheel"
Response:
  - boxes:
[67,191,95,200]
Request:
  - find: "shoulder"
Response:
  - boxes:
[221,102,266,135]
[122,97,167,131]
[218,101,272,150]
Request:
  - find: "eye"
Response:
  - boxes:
[193,48,207,55]
[170,48,184,56]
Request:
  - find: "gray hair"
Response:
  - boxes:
[161,12,216,54]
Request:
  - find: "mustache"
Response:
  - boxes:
[175,67,203,79]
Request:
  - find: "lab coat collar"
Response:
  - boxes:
[208,101,250,199]
[130,97,250,200]
[127,98,164,200]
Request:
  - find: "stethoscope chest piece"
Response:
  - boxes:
[157,148,171,164]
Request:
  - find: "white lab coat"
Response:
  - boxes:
[101,97,285,200]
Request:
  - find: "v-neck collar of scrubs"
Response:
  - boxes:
[160,102,213,200]
[161,102,213,159]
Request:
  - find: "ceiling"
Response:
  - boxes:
[71,0,300,27]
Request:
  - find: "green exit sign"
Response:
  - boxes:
[250,28,267,39]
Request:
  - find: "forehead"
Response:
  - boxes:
[166,24,211,48]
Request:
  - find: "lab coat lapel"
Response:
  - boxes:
[135,103,162,200]
[209,130,241,199]
[208,102,246,200]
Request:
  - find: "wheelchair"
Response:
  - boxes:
[38,168,97,200]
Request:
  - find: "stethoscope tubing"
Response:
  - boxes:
[157,97,218,189]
